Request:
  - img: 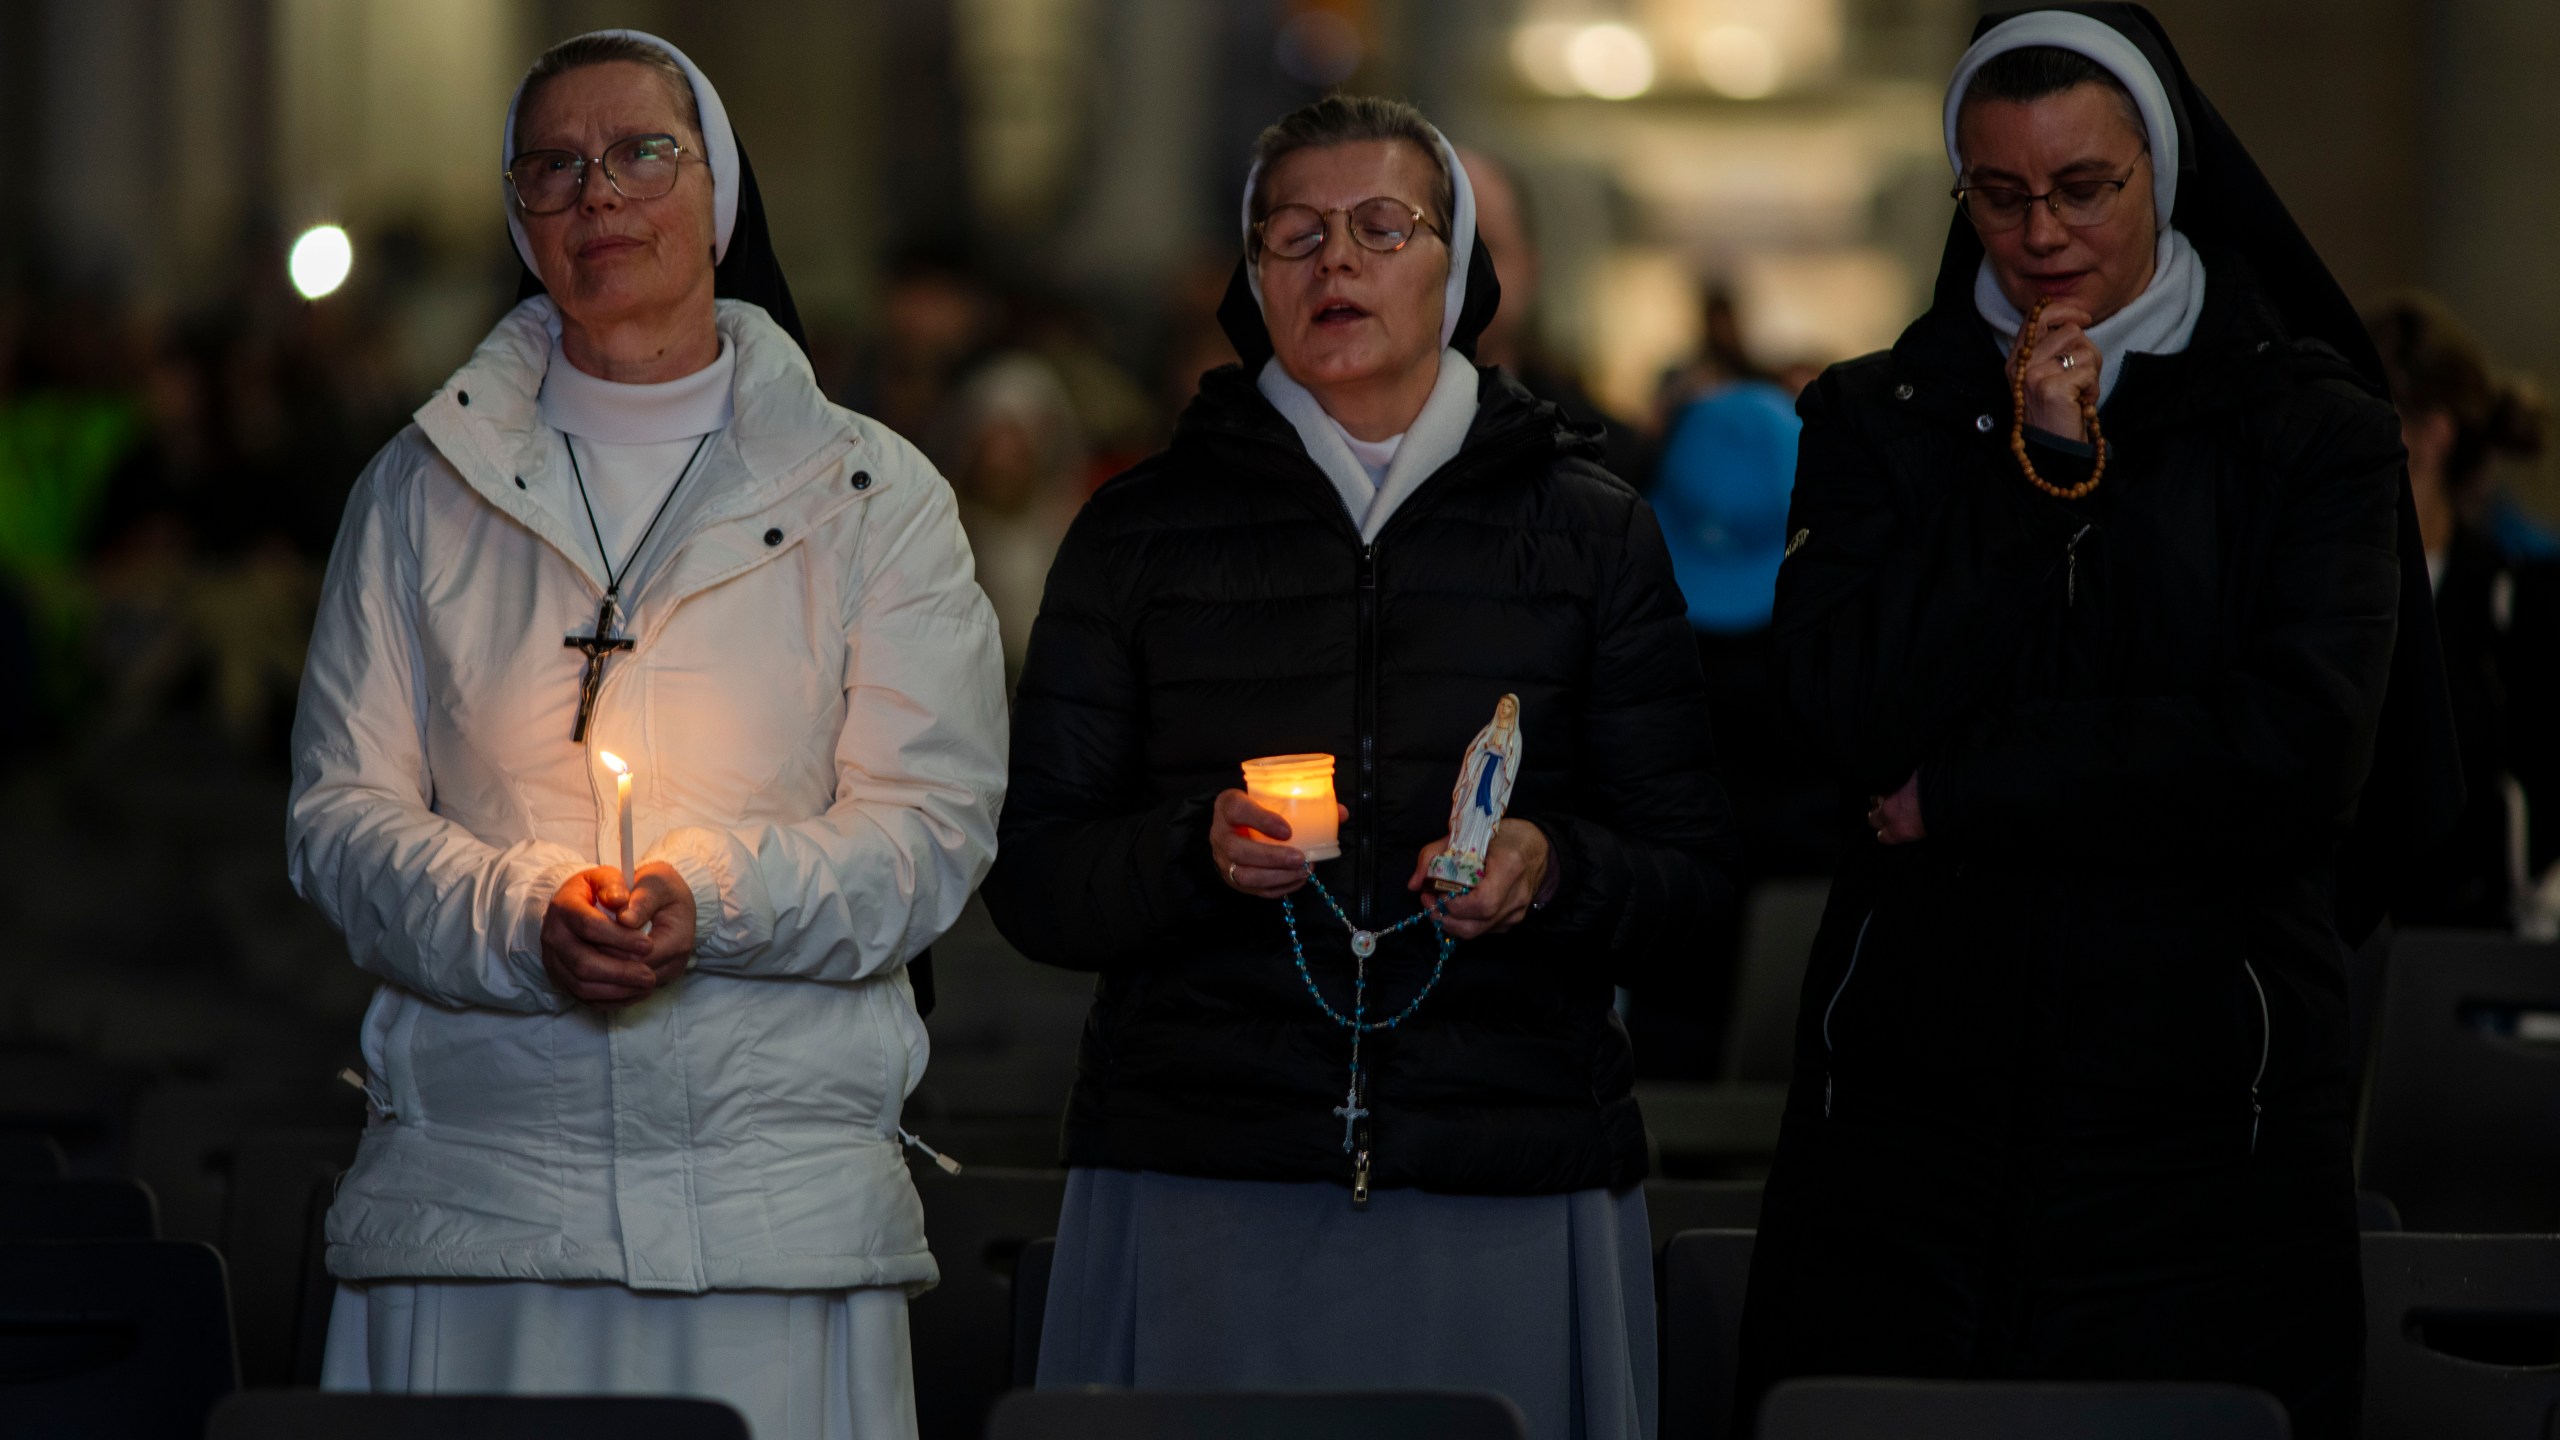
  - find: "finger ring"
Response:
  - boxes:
[1227,862,1239,886]
[2059,352,2076,370]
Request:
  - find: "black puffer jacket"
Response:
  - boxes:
[982,272,1734,1196]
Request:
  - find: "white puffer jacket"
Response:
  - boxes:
[287,298,1005,1294]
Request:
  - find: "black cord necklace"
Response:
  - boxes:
[561,432,712,743]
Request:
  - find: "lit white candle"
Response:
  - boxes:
[599,750,636,892]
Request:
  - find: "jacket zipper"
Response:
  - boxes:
[2066,523,2094,607]
[1821,912,1875,1117]
[1354,542,1380,927]
[2242,959,2270,1153]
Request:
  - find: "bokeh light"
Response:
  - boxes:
[1697,25,1781,99]
[288,225,353,300]
[1565,23,1655,101]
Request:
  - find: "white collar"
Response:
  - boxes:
[1257,349,1479,542]
[538,329,736,444]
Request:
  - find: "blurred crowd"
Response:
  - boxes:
[3,186,2558,1089]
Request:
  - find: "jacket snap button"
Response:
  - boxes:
[764,528,784,546]
[457,390,471,407]
[850,470,872,490]
[1893,383,1914,401]
[1974,414,1995,432]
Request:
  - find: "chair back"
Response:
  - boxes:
[1658,1228,1755,1440]
[1723,879,1829,1082]
[292,1170,342,1384]
[909,1164,1068,1440]
[207,1391,749,1439]
[984,1388,1530,1440]
[2360,931,2560,1230]
[0,1177,158,1239]
[1012,1234,1056,1386]
[1643,1180,1762,1248]
[1757,1378,2290,1439]
[0,1128,68,1180]
[223,1128,358,1385]
[0,1239,237,1436]
[2363,1232,2560,1440]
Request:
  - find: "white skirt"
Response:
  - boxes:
[321,1280,916,1440]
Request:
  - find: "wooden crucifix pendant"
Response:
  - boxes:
[564,591,634,743]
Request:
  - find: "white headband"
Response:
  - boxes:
[1239,124,1476,351]
[502,29,740,276]
[1944,11,2179,233]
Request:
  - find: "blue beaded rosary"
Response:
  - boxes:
[1282,865,1468,1206]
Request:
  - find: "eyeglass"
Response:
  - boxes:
[505,133,690,216]
[1952,165,2139,232]
[1253,198,1441,262]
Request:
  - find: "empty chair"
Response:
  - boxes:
[1644,1180,1763,1248]
[2363,1233,2560,1440]
[124,1078,363,1247]
[0,1177,158,1239]
[1013,1235,1056,1386]
[0,1128,68,1180]
[984,1388,1531,1440]
[1657,1228,1756,1440]
[2356,1189,2403,1232]
[1637,1084,1786,1179]
[0,1239,237,1436]
[207,1391,749,1439]
[2359,931,2560,1230]
[0,1047,145,1174]
[224,1128,359,1386]
[1723,879,1830,1084]
[1756,1378,2290,1439]
[908,1164,1069,1440]
[293,1170,342,1384]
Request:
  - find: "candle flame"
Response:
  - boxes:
[599,750,630,776]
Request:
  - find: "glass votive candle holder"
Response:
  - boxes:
[1241,754,1340,861]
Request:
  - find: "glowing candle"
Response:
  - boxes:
[1241,754,1340,862]
[599,750,636,891]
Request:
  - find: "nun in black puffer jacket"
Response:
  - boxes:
[981,94,1735,1439]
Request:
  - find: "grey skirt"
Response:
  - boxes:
[1035,1167,1657,1440]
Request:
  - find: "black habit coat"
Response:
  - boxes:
[1734,245,2405,1437]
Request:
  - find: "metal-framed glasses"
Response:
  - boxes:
[505,133,689,216]
[1253,198,1441,261]
[1953,166,2138,232]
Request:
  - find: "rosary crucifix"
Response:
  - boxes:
[565,592,633,743]
[558,431,710,745]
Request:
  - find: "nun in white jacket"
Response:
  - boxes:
[285,30,1004,1439]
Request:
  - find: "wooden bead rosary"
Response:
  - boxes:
[2010,295,2108,500]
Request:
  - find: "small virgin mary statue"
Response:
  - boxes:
[1430,693,1523,892]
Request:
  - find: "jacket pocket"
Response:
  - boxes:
[2242,959,2271,1153]
[1822,911,1875,1118]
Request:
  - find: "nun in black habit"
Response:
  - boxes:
[1735,7,2460,1435]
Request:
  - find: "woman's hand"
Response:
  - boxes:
[1869,773,1925,846]
[615,861,699,986]
[1210,790,1345,899]
[1409,821,1551,941]
[541,867,658,1006]
[2013,300,2102,439]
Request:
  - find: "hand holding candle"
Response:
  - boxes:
[1212,754,1345,900]
[1241,754,1340,860]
